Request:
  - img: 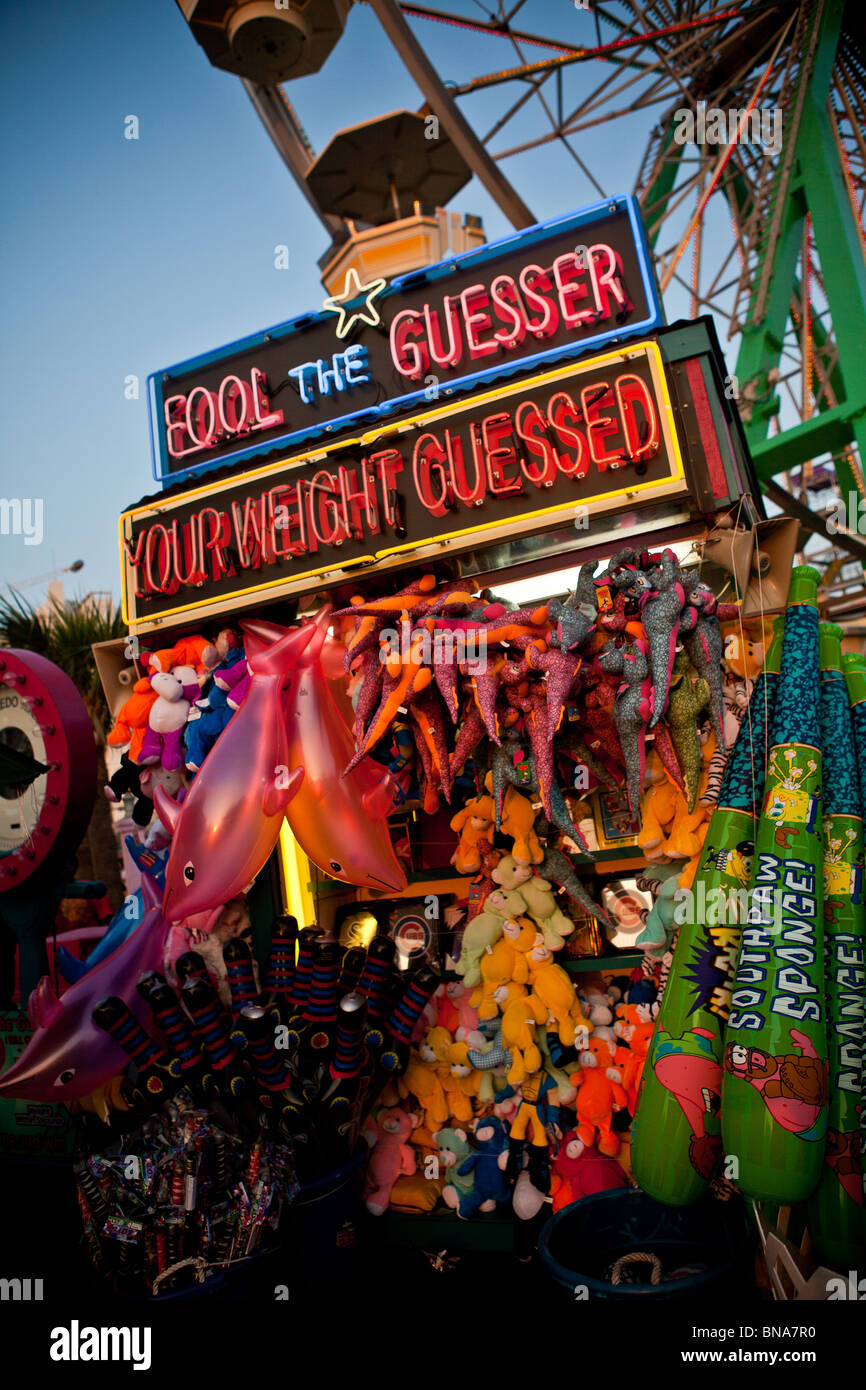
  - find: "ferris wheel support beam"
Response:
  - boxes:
[733,0,866,511]
[367,0,537,229]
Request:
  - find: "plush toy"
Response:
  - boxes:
[214,656,250,711]
[570,1035,628,1157]
[453,887,531,988]
[106,677,157,764]
[491,855,575,949]
[641,549,686,727]
[597,637,652,818]
[397,1056,450,1132]
[500,987,547,1085]
[454,1117,510,1217]
[613,1001,657,1112]
[442,981,485,1045]
[525,935,588,1046]
[363,1107,418,1215]
[551,1131,629,1212]
[184,682,234,772]
[466,840,503,921]
[104,753,154,825]
[496,1068,566,1194]
[169,634,221,678]
[449,794,496,874]
[139,665,200,771]
[435,1127,476,1214]
[471,917,535,1017]
[446,1041,483,1114]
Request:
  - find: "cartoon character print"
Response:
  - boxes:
[824,1129,865,1206]
[701,838,754,886]
[651,1025,722,1178]
[763,749,819,833]
[723,1029,828,1139]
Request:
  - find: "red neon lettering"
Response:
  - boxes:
[164,395,190,459]
[581,382,620,469]
[424,298,462,371]
[514,401,557,487]
[587,244,630,320]
[390,310,428,380]
[144,524,174,594]
[547,391,589,477]
[490,274,527,350]
[198,508,233,579]
[337,465,378,540]
[616,374,659,461]
[122,531,148,598]
[460,285,498,361]
[553,253,594,329]
[445,427,485,507]
[186,387,217,450]
[309,471,344,547]
[267,485,305,558]
[412,433,451,518]
[171,517,202,585]
[218,376,252,435]
[482,414,522,496]
[371,449,405,523]
[251,369,283,430]
[518,265,558,338]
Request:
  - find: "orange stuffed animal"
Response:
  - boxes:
[570,1034,628,1157]
[613,1002,657,1112]
[450,794,496,874]
[106,678,157,763]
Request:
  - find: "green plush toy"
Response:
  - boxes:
[490,855,575,950]
[434,1127,475,1213]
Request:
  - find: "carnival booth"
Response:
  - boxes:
[2,195,863,1301]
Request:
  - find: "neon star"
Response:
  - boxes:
[322,267,387,340]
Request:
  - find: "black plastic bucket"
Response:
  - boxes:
[280,1149,366,1285]
[539,1188,755,1300]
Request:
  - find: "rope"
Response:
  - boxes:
[610,1251,663,1286]
[151,1254,217,1295]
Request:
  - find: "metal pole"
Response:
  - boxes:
[366,0,537,230]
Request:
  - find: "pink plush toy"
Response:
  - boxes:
[139,665,200,772]
[444,980,486,1047]
[214,656,250,710]
[551,1130,628,1212]
[362,1107,417,1216]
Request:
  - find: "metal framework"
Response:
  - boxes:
[247,0,866,615]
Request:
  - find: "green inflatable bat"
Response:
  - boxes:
[721,567,828,1205]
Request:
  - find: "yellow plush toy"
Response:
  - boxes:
[470,916,536,1017]
[524,936,590,1047]
[483,774,544,864]
[450,793,496,874]
[500,990,547,1085]
[397,1056,450,1131]
[491,854,575,948]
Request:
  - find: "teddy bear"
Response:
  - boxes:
[466,840,503,921]
[569,1035,628,1157]
[449,793,496,874]
[446,1041,483,1118]
[105,757,186,828]
[454,1117,510,1217]
[138,665,200,771]
[482,775,544,864]
[420,1027,473,1122]
[613,1001,658,1112]
[551,1130,629,1212]
[434,1127,476,1215]
[525,934,589,1047]
[453,887,532,988]
[397,1055,450,1132]
[363,1107,418,1215]
[470,916,535,1018]
[106,676,158,764]
[491,854,575,949]
[500,987,547,1085]
[443,981,485,1046]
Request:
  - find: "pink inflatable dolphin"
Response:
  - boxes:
[243,611,406,893]
[155,623,313,922]
[0,875,171,1102]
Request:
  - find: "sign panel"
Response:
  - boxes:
[149,196,662,483]
[122,341,684,629]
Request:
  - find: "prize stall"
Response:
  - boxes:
[2,194,863,1302]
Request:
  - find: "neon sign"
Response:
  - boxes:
[123,341,685,628]
[148,196,662,484]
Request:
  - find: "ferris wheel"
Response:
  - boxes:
[178,0,866,617]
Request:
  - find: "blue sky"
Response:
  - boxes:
[0,1,721,604]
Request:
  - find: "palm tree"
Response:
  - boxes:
[0,588,126,905]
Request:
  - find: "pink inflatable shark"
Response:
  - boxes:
[155,623,314,922]
[243,611,406,893]
[0,875,171,1102]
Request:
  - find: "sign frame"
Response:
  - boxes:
[147,194,662,486]
[122,339,686,631]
